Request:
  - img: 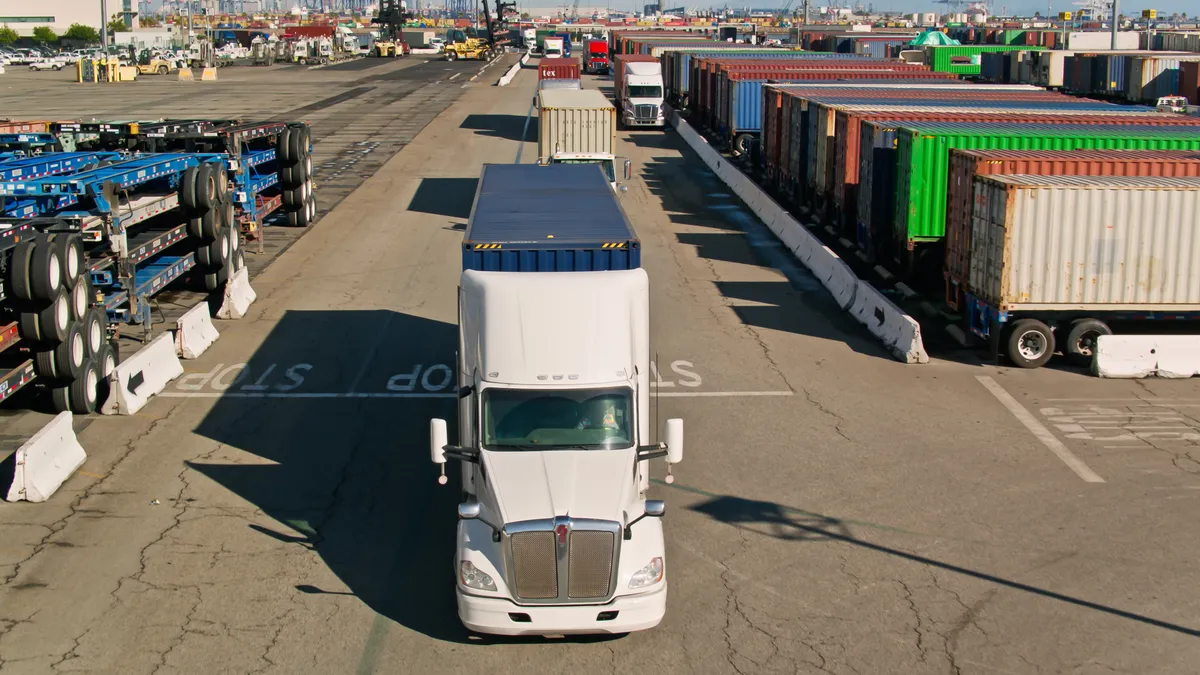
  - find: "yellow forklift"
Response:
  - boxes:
[370,0,412,57]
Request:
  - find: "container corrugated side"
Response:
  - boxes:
[946,149,1200,303]
[967,175,1200,309]
[893,123,1200,253]
[856,121,901,256]
[537,93,617,162]
[830,109,1200,230]
[926,45,1044,75]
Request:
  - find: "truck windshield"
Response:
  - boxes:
[483,387,634,450]
[628,85,662,99]
[552,159,615,183]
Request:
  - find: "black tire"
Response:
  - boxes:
[70,356,102,414]
[214,167,229,202]
[19,309,42,342]
[30,234,63,302]
[285,210,301,227]
[221,200,235,229]
[195,164,217,211]
[281,161,307,187]
[234,249,245,272]
[95,342,117,381]
[36,321,84,379]
[307,194,317,223]
[282,186,304,210]
[83,308,106,356]
[50,385,71,413]
[193,209,220,240]
[229,223,241,256]
[37,289,72,344]
[54,233,84,286]
[7,239,36,302]
[288,127,305,163]
[447,51,458,61]
[180,166,199,209]
[204,271,222,292]
[276,127,294,163]
[1064,318,1112,365]
[70,275,92,321]
[199,227,230,269]
[1005,318,1055,369]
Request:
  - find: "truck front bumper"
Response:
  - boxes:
[622,116,666,128]
[457,584,667,636]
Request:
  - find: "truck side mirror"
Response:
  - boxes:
[623,159,632,181]
[664,418,683,464]
[645,499,665,517]
[430,418,448,466]
[458,502,481,520]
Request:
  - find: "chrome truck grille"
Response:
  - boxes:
[634,104,658,120]
[506,518,620,604]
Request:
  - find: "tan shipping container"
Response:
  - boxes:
[537,89,617,163]
[968,175,1200,311]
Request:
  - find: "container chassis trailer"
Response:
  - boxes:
[0,119,315,413]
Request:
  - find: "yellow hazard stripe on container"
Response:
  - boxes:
[473,244,502,249]
[602,243,627,249]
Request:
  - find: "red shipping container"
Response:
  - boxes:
[538,58,581,81]
[1182,61,1200,105]
[944,149,1200,309]
[613,54,659,105]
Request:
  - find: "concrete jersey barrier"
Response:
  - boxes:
[1093,335,1200,378]
[175,301,220,359]
[216,267,258,320]
[4,412,87,503]
[666,108,928,364]
[101,333,184,415]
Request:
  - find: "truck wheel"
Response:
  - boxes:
[276,128,293,163]
[157,65,168,74]
[30,234,63,302]
[1005,319,1055,369]
[7,239,36,302]
[194,164,216,211]
[69,356,101,414]
[733,134,753,157]
[84,308,106,356]
[447,51,458,61]
[180,166,199,209]
[1064,318,1111,365]
[55,233,84,287]
[70,275,92,322]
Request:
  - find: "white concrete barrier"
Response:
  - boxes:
[216,267,258,320]
[174,301,220,359]
[1093,335,1200,378]
[520,51,531,65]
[667,107,928,363]
[100,333,184,415]
[498,60,521,86]
[4,412,87,503]
[410,48,442,55]
[847,282,930,364]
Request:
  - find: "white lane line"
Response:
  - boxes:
[976,376,1105,483]
[657,391,794,398]
[1045,398,1200,402]
[449,72,461,81]
[158,390,796,399]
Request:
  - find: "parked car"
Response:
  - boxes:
[30,56,70,71]
[428,36,446,52]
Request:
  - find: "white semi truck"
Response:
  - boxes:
[619,61,665,128]
[536,88,630,190]
[430,163,682,636]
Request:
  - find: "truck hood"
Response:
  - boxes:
[484,449,635,524]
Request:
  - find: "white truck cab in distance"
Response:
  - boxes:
[621,61,665,128]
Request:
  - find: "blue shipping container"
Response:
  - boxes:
[463,164,640,272]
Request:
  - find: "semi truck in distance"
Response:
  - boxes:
[536,88,629,189]
[430,163,682,636]
[617,60,665,128]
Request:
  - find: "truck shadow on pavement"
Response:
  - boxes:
[186,309,475,643]
[691,494,1200,639]
[641,156,889,360]
[460,114,529,142]
[408,177,479,219]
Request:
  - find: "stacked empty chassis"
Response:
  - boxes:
[181,162,242,291]
[277,124,316,227]
[6,232,115,413]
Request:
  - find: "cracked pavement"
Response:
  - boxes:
[2,58,1200,675]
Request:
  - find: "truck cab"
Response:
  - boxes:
[584,38,609,74]
[431,164,681,636]
[543,37,565,59]
[621,62,665,128]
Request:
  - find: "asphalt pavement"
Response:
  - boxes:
[0,56,1198,675]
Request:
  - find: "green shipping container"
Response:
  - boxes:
[536,29,554,50]
[925,45,1043,75]
[894,122,1200,251]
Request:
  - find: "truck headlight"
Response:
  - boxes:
[627,557,664,589]
[460,560,497,591]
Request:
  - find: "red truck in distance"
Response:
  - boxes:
[585,39,609,75]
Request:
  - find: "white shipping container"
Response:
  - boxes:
[1065,31,1140,50]
[537,89,617,162]
[968,175,1200,310]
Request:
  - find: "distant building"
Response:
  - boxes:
[0,0,109,37]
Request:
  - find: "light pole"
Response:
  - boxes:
[101,0,109,48]
[1110,0,1119,49]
